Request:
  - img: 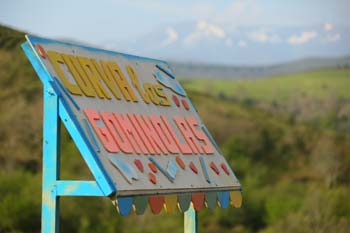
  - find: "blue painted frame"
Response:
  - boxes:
[22,40,198,233]
[22,41,116,233]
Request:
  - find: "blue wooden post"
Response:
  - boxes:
[184,206,198,233]
[21,41,115,233]
[41,86,60,233]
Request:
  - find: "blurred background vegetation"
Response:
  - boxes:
[1,24,350,233]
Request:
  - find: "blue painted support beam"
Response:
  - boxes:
[184,206,198,233]
[21,42,52,86]
[22,41,114,233]
[22,41,61,233]
[41,87,60,233]
[58,99,116,196]
[56,181,104,196]
[22,40,115,197]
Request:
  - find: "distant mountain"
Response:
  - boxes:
[170,56,350,79]
[1,23,348,80]
[102,21,350,66]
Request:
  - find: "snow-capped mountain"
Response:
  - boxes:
[101,21,350,66]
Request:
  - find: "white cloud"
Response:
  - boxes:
[248,29,281,43]
[238,40,247,47]
[288,31,318,45]
[324,33,341,43]
[161,27,178,47]
[198,20,225,38]
[324,23,333,31]
[184,20,226,45]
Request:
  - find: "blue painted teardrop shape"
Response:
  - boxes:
[217,192,230,208]
[117,196,134,216]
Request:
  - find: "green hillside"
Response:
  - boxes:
[182,69,350,102]
[1,25,350,233]
[182,69,350,131]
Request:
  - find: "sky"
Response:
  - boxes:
[1,0,349,44]
[0,0,349,64]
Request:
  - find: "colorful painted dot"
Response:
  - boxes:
[181,99,190,110]
[189,162,198,174]
[148,162,158,173]
[134,159,144,173]
[220,163,230,175]
[210,162,220,175]
[175,156,186,170]
[148,172,157,184]
[172,95,180,107]
[35,44,46,59]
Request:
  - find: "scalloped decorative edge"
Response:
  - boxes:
[112,191,242,216]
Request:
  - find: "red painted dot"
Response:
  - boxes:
[210,162,220,175]
[176,156,186,170]
[148,172,157,184]
[181,99,190,110]
[189,162,198,174]
[148,162,158,173]
[172,95,180,107]
[35,44,46,59]
[134,159,144,173]
[220,163,230,175]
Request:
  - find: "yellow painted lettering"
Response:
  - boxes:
[154,84,171,106]
[92,59,121,100]
[78,56,111,99]
[126,65,150,104]
[143,83,160,105]
[107,62,138,102]
[47,51,82,95]
[62,54,96,97]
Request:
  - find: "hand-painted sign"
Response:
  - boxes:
[24,35,241,214]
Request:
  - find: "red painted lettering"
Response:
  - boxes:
[135,114,168,155]
[84,109,119,153]
[174,116,204,154]
[100,111,133,154]
[150,115,180,154]
[113,113,149,154]
[161,115,192,154]
[186,116,214,154]
[127,114,155,155]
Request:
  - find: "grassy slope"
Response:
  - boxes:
[182,69,350,130]
[0,24,350,233]
[0,26,43,171]
[183,71,350,233]
[182,69,350,102]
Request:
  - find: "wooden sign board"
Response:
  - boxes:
[25,35,241,197]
